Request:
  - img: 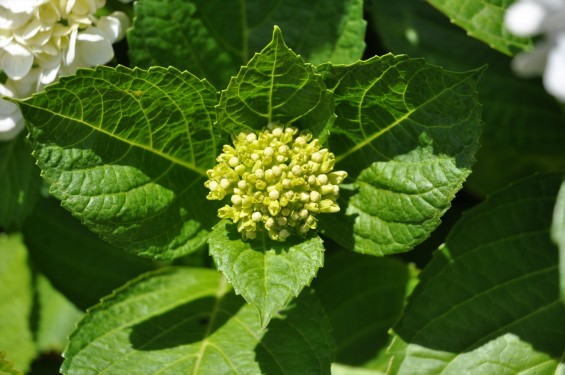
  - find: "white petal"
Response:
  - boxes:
[76,29,105,43]
[97,11,129,43]
[0,0,47,13]
[505,1,547,37]
[0,82,15,97]
[543,34,565,102]
[39,64,60,84]
[65,0,77,15]
[1,42,33,79]
[76,27,113,65]
[0,34,14,48]
[0,7,32,29]
[13,17,41,41]
[511,44,549,77]
[65,27,78,66]
[9,67,40,96]
[0,98,24,141]
[543,8,565,34]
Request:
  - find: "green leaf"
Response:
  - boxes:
[35,274,83,354]
[312,250,410,366]
[23,197,155,310]
[368,0,565,196]
[427,0,532,55]
[17,65,218,260]
[317,56,484,255]
[0,353,22,375]
[389,173,565,374]
[128,0,366,88]
[217,26,334,143]
[0,234,35,373]
[331,363,384,375]
[0,131,41,231]
[62,267,334,374]
[551,180,565,301]
[209,219,324,327]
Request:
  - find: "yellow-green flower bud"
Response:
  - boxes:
[205,124,347,241]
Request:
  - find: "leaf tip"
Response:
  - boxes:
[272,25,285,45]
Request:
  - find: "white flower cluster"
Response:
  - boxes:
[0,0,130,140]
[505,0,565,102]
[205,124,347,242]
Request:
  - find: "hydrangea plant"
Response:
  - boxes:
[1,1,564,374]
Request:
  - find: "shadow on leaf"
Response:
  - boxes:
[129,292,246,351]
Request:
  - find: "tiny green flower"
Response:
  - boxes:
[205,124,347,241]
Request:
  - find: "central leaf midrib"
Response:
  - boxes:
[28,104,208,177]
[335,71,476,163]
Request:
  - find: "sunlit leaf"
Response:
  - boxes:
[17,65,218,260]
[0,235,35,373]
[389,173,565,374]
[318,56,483,255]
[427,0,532,55]
[217,26,334,143]
[209,220,324,327]
[368,0,565,196]
[62,268,334,374]
[128,0,366,88]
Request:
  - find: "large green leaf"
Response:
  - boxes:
[16,65,218,260]
[0,353,22,375]
[209,219,324,327]
[312,250,410,367]
[34,274,83,353]
[128,0,366,88]
[217,26,334,143]
[427,0,532,55]
[0,131,41,231]
[368,0,565,196]
[389,173,565,374]
[551,180,565,301]
[0,235,35,373]
[23,197,155,310]
[62,267,334,374]
[317,56,483,255]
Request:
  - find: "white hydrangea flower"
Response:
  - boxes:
[0,0,130,141]
[505,0,565,102]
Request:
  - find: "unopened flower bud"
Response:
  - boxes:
[204,124,347,241]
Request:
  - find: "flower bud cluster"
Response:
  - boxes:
[205,124,347,241]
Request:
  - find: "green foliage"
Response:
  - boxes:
[128,0,366,88]
[389,173,565,373]
[317,57,483,255]
[0,132,41,231]
[0,353,22,375]
[369,0,565,196]
[0,235,35,373]
[5,0,565,372]
[62,267,334,374]
[209,220,324,327]
[23,197,155,309]
[18,66,218,260]
[312,250,411,369]
[551,181,565,301]
[217,27,334,143]
[427,0,532,55]
[34,275,84,354]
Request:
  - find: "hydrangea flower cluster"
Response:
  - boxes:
[504,0,565,102]
[205,124,347,241]
[0,0,130,140]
